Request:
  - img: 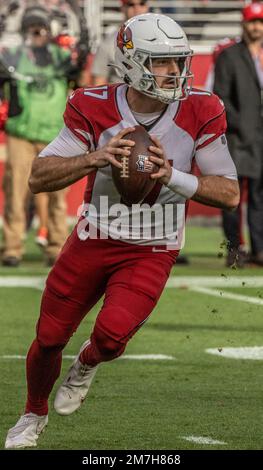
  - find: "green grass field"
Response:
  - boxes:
[1,225,263,450]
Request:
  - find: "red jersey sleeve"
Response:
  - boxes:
[196,94,227,151]
[64,89,95,150]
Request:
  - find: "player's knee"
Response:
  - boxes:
[37,322,68,349]
[92,326,126,362]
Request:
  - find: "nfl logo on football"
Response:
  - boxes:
[136,155,154,173]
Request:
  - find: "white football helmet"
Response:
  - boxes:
[115,13,193,104]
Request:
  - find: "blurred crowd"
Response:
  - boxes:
[0,1,89,267]
[0,1,82,47]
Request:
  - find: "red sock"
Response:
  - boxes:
[25,339,62,416]
[79,340,100,367]
[79,330,126,367]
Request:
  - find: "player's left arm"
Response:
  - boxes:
[149,135,240,210]
[191,174,239,209]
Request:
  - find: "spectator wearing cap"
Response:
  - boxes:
[92,0,149,86]
[214,2,263,267]
[0,6,81,267]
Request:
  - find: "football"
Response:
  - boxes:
[111,125,159,205]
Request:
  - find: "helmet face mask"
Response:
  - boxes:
[115,13,194,104]
[141,53,193,103]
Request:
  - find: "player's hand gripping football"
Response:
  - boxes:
[148,135,172,185]
[88,127,135,169]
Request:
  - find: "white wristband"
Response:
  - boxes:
[167,167,199,199]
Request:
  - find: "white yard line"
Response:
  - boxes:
[166,276,263,288]
[190,286,263,306]
[0,276,45,290]
[1,276,263,307]
[118,354,175,360]
[181,435,227,445]
[206,347,263,360]
[1,275,263,290]
[1,354,175,361]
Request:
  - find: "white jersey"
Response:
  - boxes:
[40,83,237,247]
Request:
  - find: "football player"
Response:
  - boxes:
[5,13,239,449]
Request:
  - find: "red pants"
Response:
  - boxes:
[26,228,178,415]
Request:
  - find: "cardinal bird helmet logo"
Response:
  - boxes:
[117,25,134,52]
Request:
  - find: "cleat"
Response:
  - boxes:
[5,413,48,449]
[54,340,98,416]
[2,256,20,267]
